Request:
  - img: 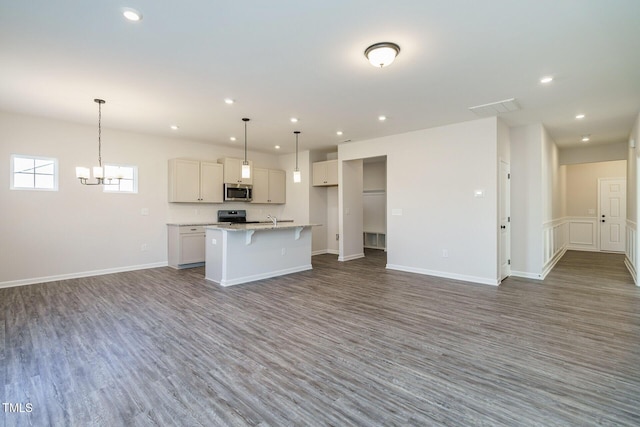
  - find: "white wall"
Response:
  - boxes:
[0,111,307,286]
[627,113,640,282]
[565,160,627,217]
[510,124,544,277]
[339,117,500,285]
[560,142,628,165]
[338,159,364,261]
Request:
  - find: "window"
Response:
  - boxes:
[10,154,58,191]
[103,164,138,193]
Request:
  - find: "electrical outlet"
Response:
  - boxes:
[141,244,148,252]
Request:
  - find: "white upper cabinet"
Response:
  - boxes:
[218,157,253,185]
[252,168,286,204]
[312,159,338,186]
[168,159,223,203]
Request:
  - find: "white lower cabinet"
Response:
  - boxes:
[168,225,207,268]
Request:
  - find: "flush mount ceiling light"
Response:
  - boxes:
[576,114,585,119]
[75,99,122,186]
[122,8,142,22]
[336,131,343,136]
[540,76,554,84]
[230,137,236,142]
[293,131,301,183]
[241,118,251,179]
[290,117,299,123]
[364,42,401,68]
[378,115,387,121]
[581,135,590,142]
[224,98,234,105]
[170,125,179,130]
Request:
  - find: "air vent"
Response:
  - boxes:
[469,98,520,116]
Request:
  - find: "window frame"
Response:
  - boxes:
[10,154,59,191]
[102,163,139,194]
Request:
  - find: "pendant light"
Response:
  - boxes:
[241,118,251,179]
[293,131,301,183]
[293,130,302,184]
[75,99,122,185]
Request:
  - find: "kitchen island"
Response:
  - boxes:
[205,222,317,286]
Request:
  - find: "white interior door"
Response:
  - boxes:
[499,160,511,280]
[599,178,626,252]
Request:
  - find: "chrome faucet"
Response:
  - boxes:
[267,214,277,226]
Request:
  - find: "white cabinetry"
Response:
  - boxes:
[363,231,386,250]
[218,158,253,185]
[252,168,286,204]
[168,225,207,268]
[312,159,338,186]
[168,159,223,203]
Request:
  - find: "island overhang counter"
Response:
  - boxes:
[205,223,318,286]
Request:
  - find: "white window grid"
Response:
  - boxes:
[10,154,58,191]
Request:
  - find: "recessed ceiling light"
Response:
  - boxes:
[224,98,234,105]
[122,8,142,22]
[581,135,590,142]
[230,137,236,142]
[290,117,298,123]
[170,125,179,130]
[336,131,343,136]
[540,76,553,84]
[576,114,585,119]
[378,115,387,121]
[275,145,280,149]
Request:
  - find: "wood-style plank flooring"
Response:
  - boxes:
[1,250,639,426]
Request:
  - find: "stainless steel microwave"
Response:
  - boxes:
[224,183,253,201]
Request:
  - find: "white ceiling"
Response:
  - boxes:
[1,1,639,154]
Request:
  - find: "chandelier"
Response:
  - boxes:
[75,99,122,185]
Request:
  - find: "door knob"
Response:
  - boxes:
[602,214,605,218]
[601,219,606,223]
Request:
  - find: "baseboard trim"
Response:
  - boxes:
[510,271,543,280]
[385,264,499,286]
[338,253,365,262]
[312,249,339,256]
[542,247,567,280]
[211,264,313,287]
[0,262,169,289]
[624,257,637,286]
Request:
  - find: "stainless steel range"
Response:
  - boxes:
[217,210,260,224]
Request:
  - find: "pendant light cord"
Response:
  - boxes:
[98,101,102,167]
[244,120,247,163]
[295,133,299,169]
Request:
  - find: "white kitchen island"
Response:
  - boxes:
[205,223,317,286]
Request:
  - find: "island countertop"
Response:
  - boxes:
[205,222,318,231]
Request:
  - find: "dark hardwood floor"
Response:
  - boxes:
[1,250,639,426]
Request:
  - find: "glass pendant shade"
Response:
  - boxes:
[293,169,301,183]
[242,162,251,179]
[75,167,90,179]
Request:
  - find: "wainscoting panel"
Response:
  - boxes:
[567,217,598,252]
[542,219,568,278]
[625,220,637,284]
